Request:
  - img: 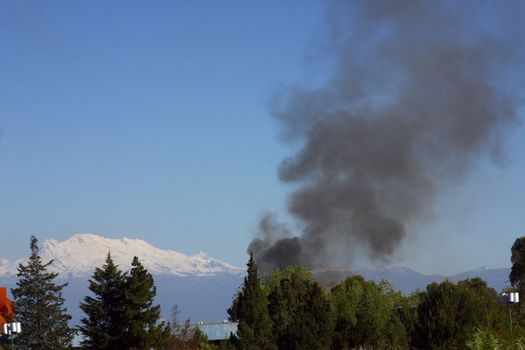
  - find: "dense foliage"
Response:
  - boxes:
[11,236,74,350]
[413,280,494,349]
[123,256,171,349]
[266,267,333,350]
[79,253,169,350]
[79,253,128,349]
[510,236,525,329]
[228,254,276,350]
[330,276,408,349]
[510,237,525,291]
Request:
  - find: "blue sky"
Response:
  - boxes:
[1,0,524,275]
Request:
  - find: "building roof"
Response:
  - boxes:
[194,322,237,341]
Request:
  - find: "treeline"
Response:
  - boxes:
[229,250,525,350]
[3,235,525,350]
[228,246,525,350]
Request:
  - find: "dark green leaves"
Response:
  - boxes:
[11,235,74,350]
[230,254,276,350]
[79,254,169,350]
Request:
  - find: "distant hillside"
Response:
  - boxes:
[315,266,511,294]
[0,273,244,326]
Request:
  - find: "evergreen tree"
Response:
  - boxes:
[11,235,74,350]
[229,254,276,350]
[79,252,128,350]
[266,267,333,350]
[122,256,170,349]
[509,236,525,330]
[510,236,525,291]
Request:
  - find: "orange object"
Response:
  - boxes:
[0,287,15,325]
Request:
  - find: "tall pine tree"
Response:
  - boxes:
[229,254,276,350]
[79,252,128,350]
[122,256,170,349]
[11,235,74,349]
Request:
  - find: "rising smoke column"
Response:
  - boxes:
[249,0,524,273]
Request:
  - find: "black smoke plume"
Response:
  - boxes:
[249,0,524,273]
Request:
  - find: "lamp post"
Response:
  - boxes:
[1,321,22,350]
[500,292,519,344]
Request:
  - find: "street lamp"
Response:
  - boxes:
[500,292,519,343]
[1,321,22,350]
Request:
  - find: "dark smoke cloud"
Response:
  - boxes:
[250,0,525,273]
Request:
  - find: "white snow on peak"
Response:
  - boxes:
[1,233,243,277]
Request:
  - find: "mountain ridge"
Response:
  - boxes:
[0,234,512,324]
[0,233,243,277]
[314,265,511,294]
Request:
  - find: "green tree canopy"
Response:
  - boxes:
[122,256,170,349]
[509,236,525,331]
[265,266,333,350]
[413,279,487,349]
[228,254,276,350]
[329,275,408,350]
[458,278,507,335]
[80,254,169,349]
[510,237,525,291]
[11,235,74,350]
[79,252,128,350]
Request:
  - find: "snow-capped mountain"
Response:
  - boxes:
[0,234,511,324]
[0,233,243,277]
